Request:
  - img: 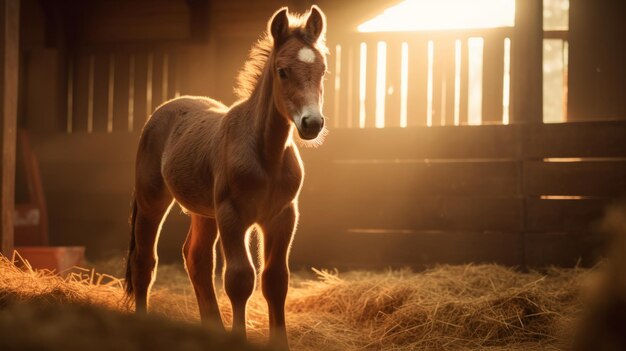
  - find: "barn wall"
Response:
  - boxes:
[17,0,626,268]
[30,122,626,267]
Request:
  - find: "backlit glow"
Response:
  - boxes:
[502,37,511,124]
[375,42,387,128]
[358,0,515,32]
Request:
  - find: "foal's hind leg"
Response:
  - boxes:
[131,194,173,313]
[183,214,223,329]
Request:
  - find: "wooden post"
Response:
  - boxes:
[0,0,19,257]
[510,0,543,269]
[511,0,543,124]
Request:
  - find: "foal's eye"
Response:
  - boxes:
[277,68,288,79]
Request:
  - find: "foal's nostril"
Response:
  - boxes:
[301,116,310,129]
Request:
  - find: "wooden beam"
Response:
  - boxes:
[568,0,626,121]
[511,0,543,124]
[0,0,19,257]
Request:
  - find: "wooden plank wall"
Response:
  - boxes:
[33,131,192,262]
[67,49,179,134]
[292,122,626,268]
[32,121,626,268]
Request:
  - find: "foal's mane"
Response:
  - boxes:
[234,9,328,100]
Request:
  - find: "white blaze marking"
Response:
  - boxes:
[298,47,316,63]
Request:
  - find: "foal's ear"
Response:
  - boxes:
[304,5,326,42]
[270,7,290,48]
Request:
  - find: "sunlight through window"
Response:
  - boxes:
[426,40,434,127]
[400,42,409,128]
[358,0,515,32]
[467,37,483,125]
[453,40,462,126]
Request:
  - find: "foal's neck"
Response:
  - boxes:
[248,60,293,169]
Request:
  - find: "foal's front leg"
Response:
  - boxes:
[260,204,297,350]
[217,201,256,337]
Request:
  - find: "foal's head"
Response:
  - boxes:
[269,6,328,141]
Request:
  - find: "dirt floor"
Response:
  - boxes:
[0,253,594,351]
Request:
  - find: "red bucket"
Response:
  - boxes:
[14,246,85,274]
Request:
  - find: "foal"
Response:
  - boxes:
[124,6,328,350]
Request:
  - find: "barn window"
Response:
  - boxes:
[357,0,515,32]
[326,0,570,128]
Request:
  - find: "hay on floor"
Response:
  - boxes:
[0,255,587,351]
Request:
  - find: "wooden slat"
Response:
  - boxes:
[525,198,610,232]
[40,162,134,196]
[525,231,604,267]
[151,52,165,107]
[385,40,402,128]
[524,160,626,197]
[511,0,543,123]
[524,121,626,158]
[407,40,428,127]
[305,125,522,160]
[299,187,523,232]
[133,52,149,131]
[459,39,469,124]
[317,160,520,198]
[92,53,109,132]
[292,227,523,268]
[72,54,90,133]
[482,35,504,123]
[406,39,427,126]
[33,132,140,164]
[364,40,377,128]
[347,44,358,128]
[113,53,130,132]
[441,39,456,126]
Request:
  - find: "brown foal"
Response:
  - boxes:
[124,6,328,350]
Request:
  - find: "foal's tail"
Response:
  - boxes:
[124,196,138,300]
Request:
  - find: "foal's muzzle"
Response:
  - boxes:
[297,115,325,140]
